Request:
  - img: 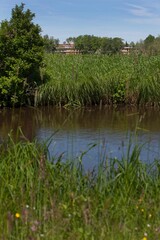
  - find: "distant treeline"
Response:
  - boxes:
[43,34,160,55]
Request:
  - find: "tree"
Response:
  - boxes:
[66,37,76,44]
[111,37,124,53]
[152,36,160,55]
[144,34,155,47]
[0,3,44,106]
[100,37,112,54]
[43,35,59,53]
[74,35,100,53]
[100,37,124,54]
[71,35,124,54]
[143,34,155,55]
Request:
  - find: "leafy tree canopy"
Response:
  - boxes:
[144,34,155,47]
[67,35,124,54]
[135,34,160,55]
[43,35,59,53]
[0,3,44,106]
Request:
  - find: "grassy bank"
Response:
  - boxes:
[37,54,160,107]
[1,135,160,239]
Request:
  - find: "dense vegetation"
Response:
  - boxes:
[37,54,160,107]
[0,3,44,107]
[66,35,124,54]
[0,4,160,107]
[0,135,160,239]
[1,4,160,240]
[1,4,160,108]
[65,34,160,55]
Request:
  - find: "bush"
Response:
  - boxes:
[0,3,44,106]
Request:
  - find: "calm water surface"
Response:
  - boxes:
[0,106,160,170]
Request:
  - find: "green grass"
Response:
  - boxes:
[1,133,160,239]
[36,54,160,107]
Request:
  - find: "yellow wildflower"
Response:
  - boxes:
[15,213,20,218]
[142,237,147,240]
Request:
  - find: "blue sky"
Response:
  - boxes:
[1,0,160,43]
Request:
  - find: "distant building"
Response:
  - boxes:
[121,46,133,55]
[56,43,79,54]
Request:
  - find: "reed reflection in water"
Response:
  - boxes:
[0,106,160,170]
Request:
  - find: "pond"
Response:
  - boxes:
[0,106,160,170]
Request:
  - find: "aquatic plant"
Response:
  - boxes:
[37,54,160,107]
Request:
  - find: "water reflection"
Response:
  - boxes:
[0,106,160,169]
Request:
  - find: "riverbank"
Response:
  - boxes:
[36,54,160,108]
[1,135,160,239]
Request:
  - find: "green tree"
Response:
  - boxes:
[66,37,76,44]
[143,34,155,55]
[100,37,124,54]
[144,34,155,47]
[0,3,44,106]
[100,37,112,54]
[43,35,59,53]
[74,35,100,53]
[136,34,160,55]
[111,37,124,53]
[152,36,160,55]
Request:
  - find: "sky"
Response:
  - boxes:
[1,0,160,43]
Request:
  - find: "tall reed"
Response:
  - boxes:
[37,54,160,107]
[1,134,160,239]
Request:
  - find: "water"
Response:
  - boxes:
[0,106,160,170]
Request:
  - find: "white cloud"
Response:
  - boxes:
[126,3,153,17]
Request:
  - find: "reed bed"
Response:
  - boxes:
[1,134,160,239]
[37,54,160,107]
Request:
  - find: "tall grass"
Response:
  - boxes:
[36,54,160,107]
[1,134,160,239]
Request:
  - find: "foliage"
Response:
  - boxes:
[1,135,160,239]
[0,76,23,107]
[74,35,101,54]
[144,34,155,47]
[66,33,160,56]
[0,3,44,106]
[43,34,59,53]
[66,36,76,44]
[69,35,124,54]
[135,34,160,55]
[37,54,160,107]
[100,37,124,54]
